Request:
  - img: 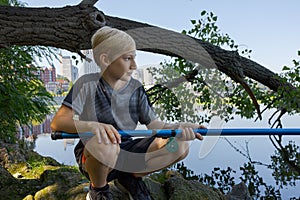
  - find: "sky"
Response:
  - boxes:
[23,0,300,73]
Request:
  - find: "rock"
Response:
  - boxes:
[165,170,183,179]
[164,175,225,200]
[0,165,17,186]
[23,194,34,200]
[0,141,60,169]
[0,141,27,166]
[0,141,253,200]
[0,146,11,168]
[34,185,58,200]
[13,172,23,178]
[225,182,253,200]
[145,177,168,200]
[110,182,131,200]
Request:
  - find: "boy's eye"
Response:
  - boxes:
[124,56,133,61]
[123,54,136,61]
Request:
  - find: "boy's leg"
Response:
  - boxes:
[113,137,156,200]
[82,137,120,200]
[83,148,112,188]
[83,137,120,187]
[133,137,190,177]
[114,137,189,200]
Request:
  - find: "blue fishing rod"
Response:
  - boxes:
[51,128,300,140]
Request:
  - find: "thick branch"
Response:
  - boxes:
[0,5,105,51]
[0,5,288,93]
[105,16,286,93]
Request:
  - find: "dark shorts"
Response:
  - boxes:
[74,136,156,182]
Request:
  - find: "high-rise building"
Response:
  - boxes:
[78,50,100,77]
[61,56,78,82]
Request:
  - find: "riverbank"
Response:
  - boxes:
[0,140,251,200]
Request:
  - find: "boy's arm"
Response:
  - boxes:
[51,105,121,144]
[50,105,79,133]
[146,119,179,130]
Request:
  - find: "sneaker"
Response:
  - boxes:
[86,184,113,200]
[115,173,151,200]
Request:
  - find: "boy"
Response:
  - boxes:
[51,26,204,200]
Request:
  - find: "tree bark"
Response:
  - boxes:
[0,4,285,92]
[0,5,105,51]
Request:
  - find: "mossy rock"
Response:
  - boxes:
[165,176,225,200]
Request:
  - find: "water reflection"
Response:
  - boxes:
[32,112,300,198]
[34,133,78,166]
[63,139,75,151]
[18,114,53,141]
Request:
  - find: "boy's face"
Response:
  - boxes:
[103,50,137,82]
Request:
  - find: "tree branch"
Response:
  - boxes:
[0,4,295,102]
[78,0,99,7]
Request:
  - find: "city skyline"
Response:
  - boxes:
[37,51,158,93]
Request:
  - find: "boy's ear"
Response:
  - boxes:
[99,53,110,67]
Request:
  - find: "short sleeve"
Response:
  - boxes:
[138,87,157,125]
[62,73,99,116]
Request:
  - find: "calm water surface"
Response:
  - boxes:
[34,112,300,198]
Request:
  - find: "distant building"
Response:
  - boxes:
[38,64,56,84]
[133,64,156,87]
[78,50,100,77]
[61,56,78,82]
[45,81,60,93]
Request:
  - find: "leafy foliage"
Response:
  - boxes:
[0,46,54,143]
[148,9,300,200]
[274,53,300,115]
[199,166,236,194]
[147,60,203,123]
[0,0,25,6]
[0,0,58,143]
[172,161,282,199]
[147,10,259,124]
[172,162,201,181]
[270,141,300,188]
[184,10,236,50]
[240,162,281,199]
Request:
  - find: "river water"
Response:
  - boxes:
[34,111,300,198]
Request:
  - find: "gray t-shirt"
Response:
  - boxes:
[62,73,157,156]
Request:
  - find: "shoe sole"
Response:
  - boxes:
[86,193,91,200]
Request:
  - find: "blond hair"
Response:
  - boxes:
[91,26,136,67]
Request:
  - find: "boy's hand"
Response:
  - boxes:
[179,123,206,141]
[88,122,121,144]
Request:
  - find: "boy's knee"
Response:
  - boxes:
[148,138,190,160]
[84,139,120,167]
[174,141,190,161]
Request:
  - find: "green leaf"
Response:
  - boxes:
[200,10,207,16]
[191,19,196,24]
[282,66,290,71]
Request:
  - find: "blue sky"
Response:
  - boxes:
[24,0,300,73]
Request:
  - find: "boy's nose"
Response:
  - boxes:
[131,60,137,69]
